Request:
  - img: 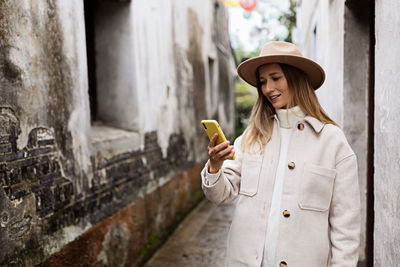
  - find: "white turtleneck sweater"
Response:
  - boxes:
[263,106,306,267]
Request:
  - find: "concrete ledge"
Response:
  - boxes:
[89,124,141,157]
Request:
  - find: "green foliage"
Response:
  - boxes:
[234,46,261,65]
[236,81,257,109]
[235,80,257,138]
[278,1,297,42]
[139,232,163,266]
[234,46,245,64]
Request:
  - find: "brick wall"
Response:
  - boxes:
[0,107,202,266]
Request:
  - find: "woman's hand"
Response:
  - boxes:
[208,133,235,173]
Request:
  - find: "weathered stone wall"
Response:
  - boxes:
[374,0,400,265]
[298,0,400,264]
[0,111,192,265]
[342,2,372,264]
[0,0,235,266]
[296,0,370,263]
[296,0,345,125]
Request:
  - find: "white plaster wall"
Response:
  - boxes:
[296,0,344,126]
[7,0,92,191]
[374,0,400,264]
[296,0,318,55]
[8,0,90,156]
[2,0,97,256]
[56,0,234,182]
[0,0,234,263]
[57,0,93,192]
[8,0,50,149]
[95,2,138,131]
[132,0,186,154]
[132,0,175,138]
[49,0,234,195]
[131,0,234,155]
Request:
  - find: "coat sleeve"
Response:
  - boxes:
[329,154,361,266]
[201,136,243,205]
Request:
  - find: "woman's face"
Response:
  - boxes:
[259,63,291,109]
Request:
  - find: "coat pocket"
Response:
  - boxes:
[298,163,336,212]
[239,159,262,196]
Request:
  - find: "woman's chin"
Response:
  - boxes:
[272,102,287,109]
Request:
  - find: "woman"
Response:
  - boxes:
[201,41,360,267]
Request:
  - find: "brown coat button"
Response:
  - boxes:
[297,123,304,130]
[282,210,290,217]
[288,162,295,169]
[280,261,287,267]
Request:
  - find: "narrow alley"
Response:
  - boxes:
[145,200,236,267]
[2,0,400,266]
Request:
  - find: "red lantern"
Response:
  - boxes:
[240,0,257,12]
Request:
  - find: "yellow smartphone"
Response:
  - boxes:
[201,120,235,160]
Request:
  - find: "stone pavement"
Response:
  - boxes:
[144,199,236,267]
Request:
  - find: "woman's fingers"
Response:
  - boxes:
[214,140,230,152]
[209,133,218,148]
[216,145,234,158]
[209,140,230,158]
[207,135,234,173]
[222,150,235,160]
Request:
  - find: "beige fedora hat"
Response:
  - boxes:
[237,41,325,90]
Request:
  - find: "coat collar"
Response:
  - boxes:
[303,116,325,133]
[273,114,325,133]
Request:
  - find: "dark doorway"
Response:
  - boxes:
[84,0,98,122]
[344,0,375,266]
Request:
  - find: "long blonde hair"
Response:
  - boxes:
[242,63,338,153]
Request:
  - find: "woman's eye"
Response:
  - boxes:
[272,77,281,81]
[260,80,266,85]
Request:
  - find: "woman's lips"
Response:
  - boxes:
[270,94,281,103]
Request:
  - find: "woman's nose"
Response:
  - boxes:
[265,83,274,93]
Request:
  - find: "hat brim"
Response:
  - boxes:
[237,55,325,90]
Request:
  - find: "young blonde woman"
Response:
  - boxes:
[201,41,360,267]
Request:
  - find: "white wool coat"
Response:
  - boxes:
[201,115,360,267]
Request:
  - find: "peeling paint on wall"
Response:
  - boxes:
[0,0,235,265]
[97,223,131,267]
